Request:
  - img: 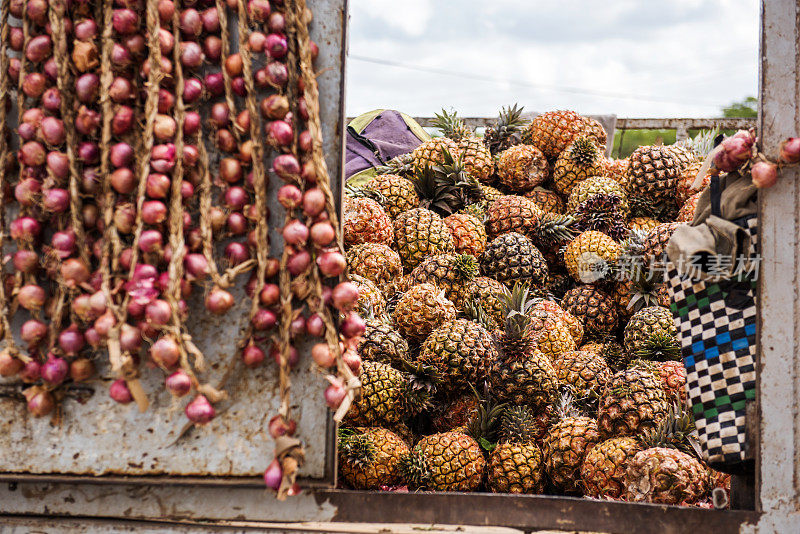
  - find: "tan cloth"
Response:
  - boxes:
[666,172,757,280]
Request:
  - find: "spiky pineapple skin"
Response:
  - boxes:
[677,192,701,223]
[409,253,478,309]
[531,300,584,345]
[459,136,494,183]
[597,368,669,439]
[488,442,546,494]
[552,137,604,196]
[408,432,486,491]
[623,306,678,360]
[497,144,549,192]
[527,110,597,159]
[366,174,419,218]
[625,447,709,505]
[357,319,410,366]
[462,276,507,330]
[343,197,394,247]
[528,309,577,361]
[412,137,459,169]
[392,283,457,341]
[393,208,455,270]
[339,427,410,490]
[552,350,612,400]
[346,361,411,428]
[642,222,683,268]
[602,158,630,184]
[418,319,496,395]
[543,416,601,494]
[563,231,621,284]
[489,348,558,410]
[350,274,386,316]
[561,285,619,338]
[432,395,479,432]
[347,243,402,293]
[626,146,686,205]
[444,213,487,257]
[628,216,660,233]
[567,176,629,215]
[524,187,565,214]
[481,232,549,288]
[580,436,642,499]
[485,195,542,238]
[675,161,710,205]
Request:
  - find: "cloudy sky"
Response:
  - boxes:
[345,0,759,119]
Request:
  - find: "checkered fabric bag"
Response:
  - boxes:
[666,215,757,473]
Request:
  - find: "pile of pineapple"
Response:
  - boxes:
[338,107,729,506]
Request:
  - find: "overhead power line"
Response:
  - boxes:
[349,54,722,108]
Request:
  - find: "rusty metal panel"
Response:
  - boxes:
[0,0,347,481]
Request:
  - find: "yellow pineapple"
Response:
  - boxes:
[552,136,604,196]
[497,144,549,192]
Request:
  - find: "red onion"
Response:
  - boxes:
[145,173,170,198]
[7,57,20,81]
[154,114,177,142]
[278,184,302,209]
[343,348,362,373]
[216,129,236,152]
[219,157,242,183]
[72,40,99,73]
[11,216,42,241]
[110,142,135,168]
[341,311,366,339]
[259,284,280,306]
[180,41,204,68]
[45,151,68,181]
[181,253,208,281]
[332,282,359,311]
[18,121,36,141]
[112,106,135,136]
[110,379,133,404]
[306,313,325,338]
[20,141,46,167]
[84,203,101,228]
[0,350,23,376]
[184,112,201,136]
[260,94,289,119]
[26,388,55,416]
[70,358,95,382]
[17,284,46,311]
[715,132,755,172]
[205,72,224,96]
[310,222,336,247]
[209,208,226,234]
[13,250,39,273]
[248,31,266,53]
[114,202,136,234]
[309,40,319,61]
[41,87,60,112]
[298,97,309,121]
[264,61,288,88]
[75,19,98,40]
[180,8,202,37]
[251,308,277,331]
[113,9,139,34]
[316,250,346,277]
[25,35,52,63]
[185,394,215,424]
[157,0,175,22]
[75,106,101,136]
[61,258,90,287]
[141,200,168,225]
[9,26,23,51]
[224,53,243,76]
[264,33,287,59]
[752,161,778,188]
[22,72,47,98]
[157,28,174,55]
[225,212,247,235]
[42,187,70,213]
[41,354,69,385]
[183,78,203,104]
[119,323,143,353]
[145,299,172,327]
[94,310,117,337]
[111,43,133,67]
[39,116,64,146]
[268,11,285,33]
[14,178,41,206]
[157,88,175,113]
[324,376,347,409]
[263,459,282,490]
[75,72,100,103]
[151,336,180,369]
[267,120,293,148]
[20,360,41,383]
[271,344,299,368]
[780,137,800,163]
[299,130,312,153]
[78,141,100,164]
[282,220,309,246]
[166,369,192,397]
[52,229,76,258]
[224,242,250,265]
[268,414,296,438]
[242,343,266,368]
[139,230,163,253]
[287,249,311,276]
[266,257,280,278]
[201,7,220,32]
[205,287,234,315]
[224,186,248,210]
[311,343,335,367]
[273,154,300,181]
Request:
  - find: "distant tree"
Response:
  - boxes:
[722,96,758,118]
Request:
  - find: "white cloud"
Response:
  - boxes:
[351,0,432,37]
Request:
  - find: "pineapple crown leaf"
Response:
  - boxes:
[638,402,698,456]
[484,104,529,155]
[532,212,578,243]
[453,254,479,280]
[499,404,540,443]
[465,383,506,449]
[412,149,483,217]
[464,301,495,331]
[634,331,681,362]
[552,389,583,421]
[432,108,472,140]
[574,195,629,242]
[399,452,432,487]
[569,136,601,166]
[678,129,720,159]
[338,431,377,465]
[345,182,386,204]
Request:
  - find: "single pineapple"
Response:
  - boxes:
[677,191,702,223]
[524,187,565,214]
[462,276,507,331]
[641,222,683,269]
[571,194,630,242]
[444,213,487,257]
[580,340,628,370]
[393,208,455,270]
[432,395,480,432]
[343,197,394,247]
[357,319,410,366]
[675,161,710,205]
[346,243,402,293]
[531,299,584,345]
[625,447,709,505]
[527,307,577,361]
[401,431,485,491]
[411,136,460,169]
[623,306,680,361]
[527,110,595,159]
[338,427,409,490]
[552,350,612,402]
[417,319,497,396]
[496,144,549,192]
[626,145,685,205]
[580,436,642,499]
[485,195,543,238]
[499,404,552,443]
[484,103,528,156]
[488,407,547,494]
[561,284,619,338]
[432,109,494,183]
[408,253,478,310]
[488,285,559,410]
[566,176,629,216]
[481,232,549,288]
[597,368,669,439]
[392,283,457,341]
[552,137,604,196]
[611,271,671,320]
[350,274,386,316]
[602,157,630,185]
[481,183,505,204]
[346,361,425,428]
[583,117,609,149]
[630,359,687,404]
[543,411,602,494]
[563,230,621,284]
[366,174,419,218]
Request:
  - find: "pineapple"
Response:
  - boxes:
[392,208,455,270]
[602,157,630,184]
[597,368,669,439]
[625,447,709,505]
[485,195,543,238]
[481,232,549,289]
[641,222,683,269]
[346,361,425,428]
[444,213,487,257]
[628,216,660,233]
[675,161,710,205]
[432,109,494,183]
[543,411,601,494]
[527,110,599,159]
[561,284,619,338]
[496,145,549,192]
[583,117,609,149]
[552,350,612,402]
[484,103,528,156]
[343,197,394,247]
[677,191,701,223]
[524,187,565,214]
[432,395,479,432]
[623,306,679,361]
[552,136,604,196]
[346,243,403,293]
[630,359,687,404]
[499,404,552,443]
[357,319,410,366]
[611,270,671,319]
[580,340,628,370]
[408,253,478,310]
[412,151,484,217]
[462,276,507,331]
[392,283,457,341]
[531,299,584,345]
[626,145,686,206]
[488,407,547,494]
[402,431,485,491]
[338,427,409,490]
[417,319,497,396]
[350,274,386,316]
[527,307,577,361]
[366,174,419,218]
[563,230,621,284]
[580,436,642,499]
[571,194,630,242]
[481,183,505,205]
[488,285,559,410]
[411,136,459,169]
[566,176,629,216]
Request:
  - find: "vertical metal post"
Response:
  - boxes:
[755,0,800,530]
[675,125,689,142]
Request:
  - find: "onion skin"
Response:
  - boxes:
[0,351,24,377]
[185,394,215,424]
[311,343,334,368]
[263,459,282,490]
[242,344,266,368]
[324,376,347,409]
[166,370,192,397]
[205,287,235,315]
[781,137,800,164]
[41,355,69,385]
[332,282,360,311]
[150,336,181,369]
[70,358,95,382]
[752,161,779,188]
[110,379,134,404]
[26,388,55,417]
